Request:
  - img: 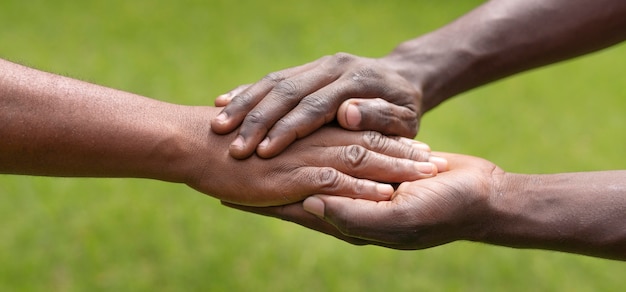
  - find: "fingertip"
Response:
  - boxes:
[255,137,280,158]
[376,184,394,198]
[415,162,437,176]
[211,112,234,134]
[214,94,232,107]
[228,135,255,159]
[256,133,295,159]
[429,156,449,172]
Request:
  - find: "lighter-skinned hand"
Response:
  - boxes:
[192,110,443,206]
[222,152,496,248]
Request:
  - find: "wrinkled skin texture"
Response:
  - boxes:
[193,124,438,206]
[0,59,438,207]
[224,152,496,248]
[211,53,421,159]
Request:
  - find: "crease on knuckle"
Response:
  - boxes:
[301,95,329,111]
[342,145,368,170]
[301,96,334,122]
[316,167,341,191]
[244,109,269,128]
[230,92,255,108]
[262,72,285,84]
[273,79,302,101]
[363,131,387,150]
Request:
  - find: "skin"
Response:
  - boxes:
[226,153,626,261]
[0,58,443,207]
[220,0,626,260]
[211,0,626,159]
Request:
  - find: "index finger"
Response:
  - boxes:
[210,60,320,135]
[229,68,343,159]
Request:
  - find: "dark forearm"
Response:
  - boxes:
[480,171,626,260]
[382,0,626,113]
[0,59,207,182]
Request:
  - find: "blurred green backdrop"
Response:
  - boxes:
[1,0,624,291]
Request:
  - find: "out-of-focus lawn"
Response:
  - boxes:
[1,0,624,291]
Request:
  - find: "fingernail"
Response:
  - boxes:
[415,162,435,174]
[218,92,232,99]
[376,184,394,196]
[231,135,245,150]
[345,103,362,127]
[429,156,449,172]
[258,137,270,149]
[303,196,325,218]
[214,112,228,124]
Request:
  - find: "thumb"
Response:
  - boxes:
[337,98,419,138]
[302,195,373,224]
[302,195,393,241]
[302,195,329,218]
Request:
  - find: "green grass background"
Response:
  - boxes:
[1,0,625,291]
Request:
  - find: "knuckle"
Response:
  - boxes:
[393,108,419,137]
[229,92,255,108]
[341,145,368,169]
[262,72,285,84]
[373,100,396,129]
[315,167,341,191]
[362,131,387,150]
[244,109,269,127]
[301,96,335,122]
[352,66,381,81]
[273,79,301,100]
[332,52,356,65]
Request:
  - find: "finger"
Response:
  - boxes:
[428,155,449,172]
[231,68,342,159]
[297,166,395,201]
[256,95,418,159]
[311,144,437,183]
[221,201,370,246]
[210,61,320,136]
[337,98,419,138]
[214,84,250,107]
[256,71,401,158]
[328,130,431,162]
[253,82,380,158]
[303,195,403,247]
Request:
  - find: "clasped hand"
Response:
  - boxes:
[225,153,499,250]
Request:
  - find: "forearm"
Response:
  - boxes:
[382,0,626,113]
[480,171,626,260]
[0,58,210,182]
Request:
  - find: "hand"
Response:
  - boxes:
[211,52,422,159]
[189,110,443,207]
[223,152,497,248]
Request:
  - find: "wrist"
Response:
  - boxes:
[381,33,477,115]
[149,106,221,187]
[469,172,529,244]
